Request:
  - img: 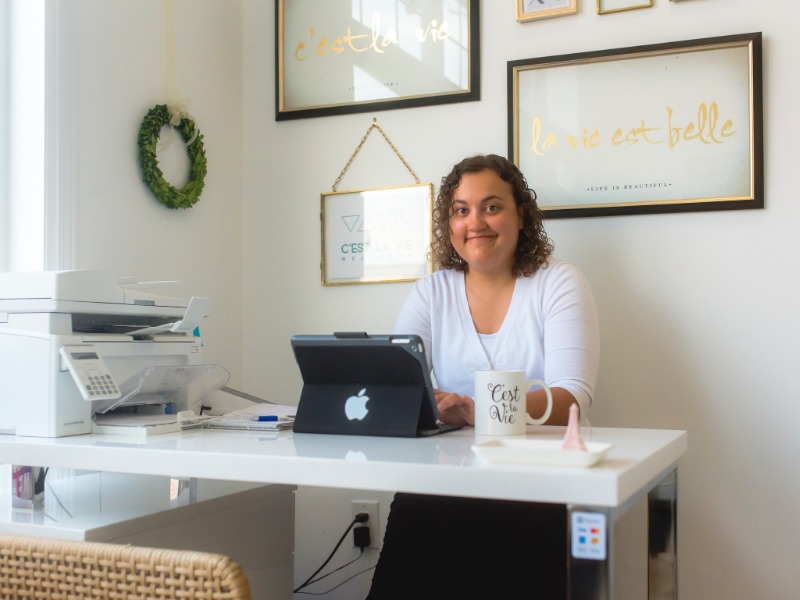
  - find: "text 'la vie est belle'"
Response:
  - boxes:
[530,101,736,156]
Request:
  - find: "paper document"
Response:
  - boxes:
[204,418,294,432]
[126,296,209,336]
[204,403,296,432]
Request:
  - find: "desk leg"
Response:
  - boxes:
[169,477,198,507]
[567,506,611,600]
[648,468,678,600]
[567,467,678,600]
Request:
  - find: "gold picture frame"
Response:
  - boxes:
[508,32,763,218]
[597,0,653,14]
[516,0,578,22]
[321,184,433,285]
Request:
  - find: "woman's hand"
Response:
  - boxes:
[434,389,475,426]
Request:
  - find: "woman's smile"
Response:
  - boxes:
[449,170,522,273]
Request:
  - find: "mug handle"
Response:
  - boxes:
[525,379,553,425]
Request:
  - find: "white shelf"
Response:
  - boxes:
[1,469,269,539]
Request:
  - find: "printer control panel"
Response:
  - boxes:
[60,346,121,401]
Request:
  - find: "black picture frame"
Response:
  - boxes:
[508,32,763,218]
[276,0,480,121]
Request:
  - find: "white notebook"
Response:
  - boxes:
[204,417,294,432]
[203,403,296,432]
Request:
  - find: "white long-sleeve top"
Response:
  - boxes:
[393,259,600,415]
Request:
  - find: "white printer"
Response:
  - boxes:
[0,270,227,437]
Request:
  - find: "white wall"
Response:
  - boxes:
[66,0,245,384]
[242,1,800,599]
[59,0,800,598]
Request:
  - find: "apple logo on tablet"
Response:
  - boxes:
[345,388,370,420]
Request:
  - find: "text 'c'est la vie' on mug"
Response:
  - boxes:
[473,370,553,436]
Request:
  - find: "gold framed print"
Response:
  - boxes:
[597,0,653,14]
[516,0,578,23]
[276,0,480,121]
[321,184,433,285]
[508,32,763,218]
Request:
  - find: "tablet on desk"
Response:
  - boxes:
[290,332,463,438]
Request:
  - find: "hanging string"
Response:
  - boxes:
[332,118,420,192]
[161,0,197,148]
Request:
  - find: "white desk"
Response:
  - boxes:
[0,425,686,599]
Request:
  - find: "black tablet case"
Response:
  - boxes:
[291,333,459,438]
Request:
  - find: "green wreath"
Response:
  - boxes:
[138,104,207,209]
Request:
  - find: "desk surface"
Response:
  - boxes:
[0,426,686,508]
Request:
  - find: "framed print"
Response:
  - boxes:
[276,0,480,121]
[321,184,433,285]
[508,32,763,218]
[516,0,578,22]
[597,0,652,14]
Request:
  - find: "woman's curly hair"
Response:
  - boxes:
[430,154,554,277]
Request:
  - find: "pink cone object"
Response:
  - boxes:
[561,403,587,451]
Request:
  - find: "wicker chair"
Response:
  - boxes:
[0,534,251,599]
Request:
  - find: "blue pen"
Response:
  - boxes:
[250,415,279,422]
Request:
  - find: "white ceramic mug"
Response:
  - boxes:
[473,370,553,436]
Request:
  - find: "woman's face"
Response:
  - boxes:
[448,169,523,275]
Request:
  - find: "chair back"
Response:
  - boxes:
[0,534,251,599]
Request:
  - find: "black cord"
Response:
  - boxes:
[301,548,364,588]
[293,516,362,593]
[294,563,377,596]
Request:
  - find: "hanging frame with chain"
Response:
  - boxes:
[321,119,433,286]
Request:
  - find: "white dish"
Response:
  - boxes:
[471,439,612,468]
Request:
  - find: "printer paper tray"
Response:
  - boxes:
[93,364,230,414]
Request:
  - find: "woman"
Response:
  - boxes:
[366,154,600,599]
